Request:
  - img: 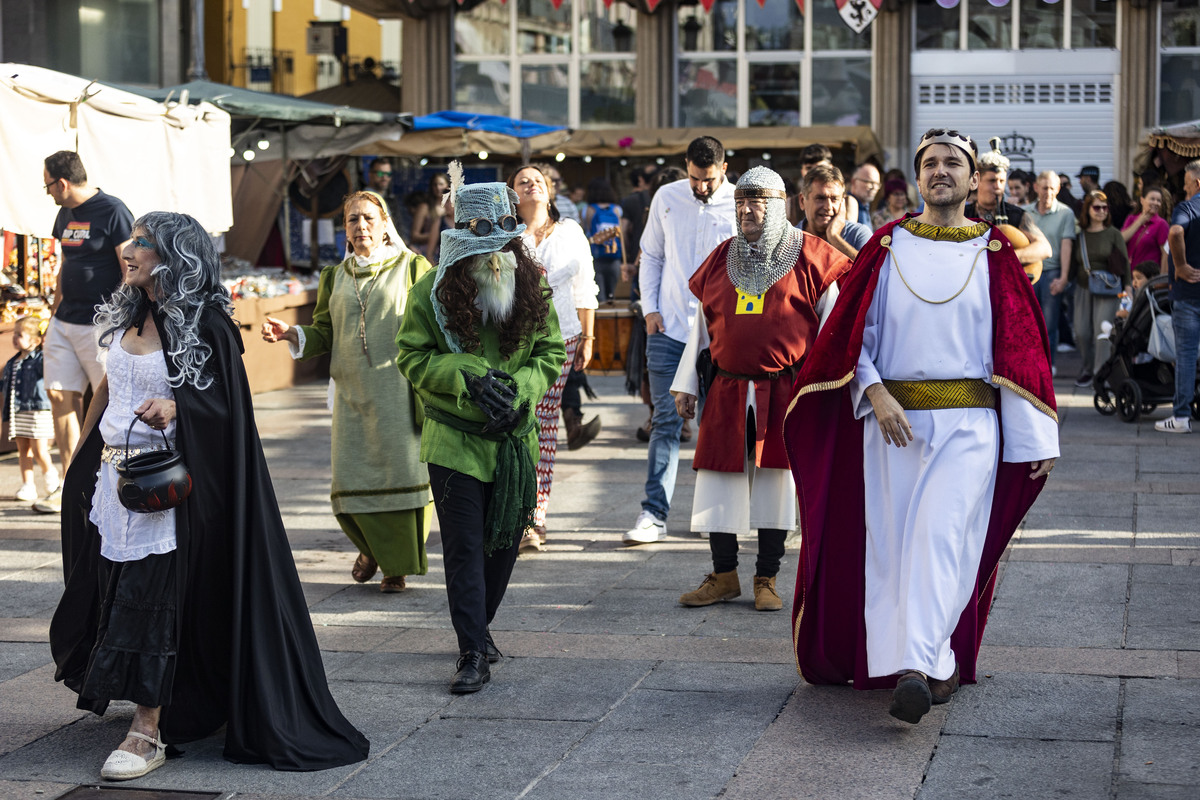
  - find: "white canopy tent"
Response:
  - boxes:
[0,64,233,236]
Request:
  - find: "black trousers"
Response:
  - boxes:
[428,463,522,654]
[709,529,787,578]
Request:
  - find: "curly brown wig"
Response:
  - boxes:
[436,238,553,359]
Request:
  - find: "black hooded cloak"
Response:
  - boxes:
[49,305,369,770]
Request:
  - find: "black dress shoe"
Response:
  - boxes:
[484,629,502,664]
[450,651,490,694]
[888,671,932,724]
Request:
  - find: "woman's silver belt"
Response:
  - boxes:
[101,442,172,468]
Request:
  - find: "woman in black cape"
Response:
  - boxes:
[49,211,368,779]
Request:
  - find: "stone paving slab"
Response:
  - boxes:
[976,645,1180,678]
[331,718,594,800]
[1126,565,1200,650]
[0,779,73,799]
[984,562,1129,648]
[722,683,946,800]
[1117,678,1200,787]
[1006,544,1171,564]
[942,672,1119,740]
[917,738,1115,800]
[0,642,50,683]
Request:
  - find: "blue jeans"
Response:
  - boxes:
[643,333,687,520]
[1172,298,1200,419]
[1034,268,1061,362]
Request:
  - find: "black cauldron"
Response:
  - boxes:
[115,417,192,513]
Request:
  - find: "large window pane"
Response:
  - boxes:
[455,2,510,56]
[1162,0,1200,47]
[966,0,1011,49]
[1071,0,1116,48]
[814,0,871,50]
[1019,0,1062,49]
[812,56,870,126]
[518,0,572,55]
[455,61,511,116]
[678,60,737,126]
[677,0,737,53]
[582,0,637,54]
[749,63,800,127]
[580,61,636,126]
[1160,54,1200,126]
[914,0,959,50]
[49,0,161,85]
[745,0,804,52]
[522,64,570,125]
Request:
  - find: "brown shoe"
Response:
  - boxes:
[753,576,783,611]
[888,671,932,724]
[929,665,960,705]
[679,570,741,607]
[351,553,378,583]
[380,575,406,593]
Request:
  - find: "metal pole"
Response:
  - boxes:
[188,0,208,80]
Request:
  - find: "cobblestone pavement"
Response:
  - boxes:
[0,363,1196,799]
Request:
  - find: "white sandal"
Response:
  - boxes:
[100,730,167,781]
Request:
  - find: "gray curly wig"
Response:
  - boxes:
[94,211,234,390]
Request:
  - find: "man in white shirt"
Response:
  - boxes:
[623,137,738,544]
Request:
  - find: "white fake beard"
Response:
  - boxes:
[469,251,518,325]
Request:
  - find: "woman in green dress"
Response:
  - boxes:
[262,191,433,592]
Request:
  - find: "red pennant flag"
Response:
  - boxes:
[549,0,563,8]
[756,0,768,7]
[645,0,664,10]
[794,0,805,14]
[700,0,716,10]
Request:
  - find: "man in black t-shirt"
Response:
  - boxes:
[38,151,133,512]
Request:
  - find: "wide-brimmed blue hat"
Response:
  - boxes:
[438,182,526,269]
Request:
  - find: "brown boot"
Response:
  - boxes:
[679,571,741,607]
[929,665,960,705]
[564,408,601,450]
[753,576,783,611]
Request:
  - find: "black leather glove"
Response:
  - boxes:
[462,369,521,434]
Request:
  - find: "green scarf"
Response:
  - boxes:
[422,404,537,554]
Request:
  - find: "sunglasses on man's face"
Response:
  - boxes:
[457,215,519,236]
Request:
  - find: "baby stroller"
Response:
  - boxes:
[1093,274,1200,422]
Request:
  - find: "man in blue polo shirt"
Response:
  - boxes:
[1156,160,1200,433]
[796,164,872,260]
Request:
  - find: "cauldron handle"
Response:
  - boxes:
[125,415,173,462]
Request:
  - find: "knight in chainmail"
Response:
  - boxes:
[669,164,853,613]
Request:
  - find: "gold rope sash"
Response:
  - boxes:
[881,378,997,410]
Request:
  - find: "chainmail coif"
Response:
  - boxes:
[726,166,803,296]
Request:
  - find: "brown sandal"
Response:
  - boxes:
[351,553,378,583]
[380,575,406,593]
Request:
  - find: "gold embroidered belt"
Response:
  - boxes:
[881,379,997,410]
[101,442,172,468]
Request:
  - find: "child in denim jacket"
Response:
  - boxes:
[1,316,58,502]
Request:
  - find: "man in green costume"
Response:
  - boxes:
[263,191,433,593]
[397,171,565,693]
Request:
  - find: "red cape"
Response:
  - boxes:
[782,216,1057,689]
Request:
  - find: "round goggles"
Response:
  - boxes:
[457,215,519,236]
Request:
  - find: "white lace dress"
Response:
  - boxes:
[90,330,178,563]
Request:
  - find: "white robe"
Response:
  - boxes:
[849,228,1059,681]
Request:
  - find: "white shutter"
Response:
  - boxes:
[911,76,1115,182]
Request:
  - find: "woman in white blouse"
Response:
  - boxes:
[508,164,599,552]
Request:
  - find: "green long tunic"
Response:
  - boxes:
[296,250,433,576]
[395,270,566,483]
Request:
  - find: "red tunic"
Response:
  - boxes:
[689,235,851,473]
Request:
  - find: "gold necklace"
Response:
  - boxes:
[882,235,991,305]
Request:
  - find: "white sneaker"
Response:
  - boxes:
[1154,417,1192,434]
[1057,342,1076,353]
[43,470,60,494]
[32,487,62,514]
[14,483,37,502]
[623,510,666,545]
